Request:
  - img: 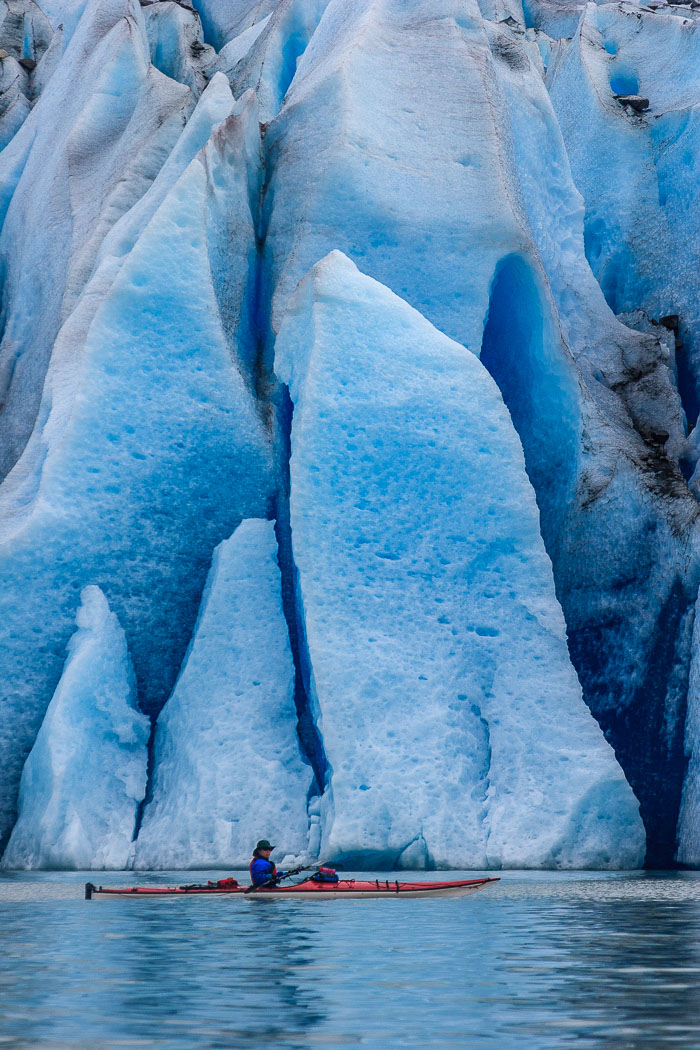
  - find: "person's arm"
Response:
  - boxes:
[250,858,275,885]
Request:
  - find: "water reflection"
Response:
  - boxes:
[0,899,328,1048]
[1,872,700,1048]
[532,893,700,1047]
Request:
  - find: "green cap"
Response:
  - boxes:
[255,839,275,851]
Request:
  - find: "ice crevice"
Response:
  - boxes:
[272,426,330,802]
[254,70,331,825]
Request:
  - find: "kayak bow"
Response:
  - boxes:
[85,877,499,900]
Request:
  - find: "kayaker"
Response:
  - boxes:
[249,839,287,886]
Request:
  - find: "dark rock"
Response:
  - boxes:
[648,427,671,447]
[660,314,680,334]
[615,93,650,113]
[0,49,8,60]
[18,57,36,71]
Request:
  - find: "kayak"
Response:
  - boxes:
[85,876,499,900]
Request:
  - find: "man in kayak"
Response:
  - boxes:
[249,839,287,887]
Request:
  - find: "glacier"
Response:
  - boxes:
[0,41,274,848]
[275,250,644,870]
[0,0,700,870]
[135,519,311,869]
[1,586,149,869]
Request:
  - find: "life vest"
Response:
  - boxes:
[249,856,276,885]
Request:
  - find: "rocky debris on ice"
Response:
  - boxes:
[135,519,311,869]
[549,0,700,408]
[142,0,216,96]
[614,92,649,111]
[0,0,52,63]
[1,587,149,870]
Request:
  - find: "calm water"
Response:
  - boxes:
[1,870,700,1049]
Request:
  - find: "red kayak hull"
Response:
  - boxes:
[85,877,499,900]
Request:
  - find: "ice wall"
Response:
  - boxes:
[2,0,700,868]
[135,519,311,869]
[255,0,698,865]
[550,4,700,418]
[1,587,149,870]
[0,0,194,479]
[478,4,700,867]
[261,0,528,358]
[275,251,645,870]
[0,45,274,846]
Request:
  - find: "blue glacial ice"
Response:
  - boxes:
[274,250,645,870]
[1,586,149,870]
[226,0,330,123]
[678,596,700,866]
[3,0,700,869]
[255,0,698,867]
[549,3,700,426]
[261,0,532,355]
[192,0,277,52]
[143,1,216,97]
[135,519,311,869]
[0,62,274,846]
[0,0,193,479]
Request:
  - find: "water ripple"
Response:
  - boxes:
[1,870,700,1048]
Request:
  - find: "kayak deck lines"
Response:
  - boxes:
[84,877,500,900]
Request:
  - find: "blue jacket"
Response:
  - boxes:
[249,857,286,886]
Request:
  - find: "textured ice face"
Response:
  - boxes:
[262,0,527,358]
[0,71,274,847]
[1,587,149,870]
[275,251,645,870]
[677,598,700,866]
[143,1,216,97]
[0,0,195,480]
[135,519,311,870]
[225,0,331,123]
[1,0,699,870]
[192,0,278,52]
[549,3,700,415]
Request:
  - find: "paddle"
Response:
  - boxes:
[244,860,330,894]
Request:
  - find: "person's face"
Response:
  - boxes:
[260,848,273,859]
